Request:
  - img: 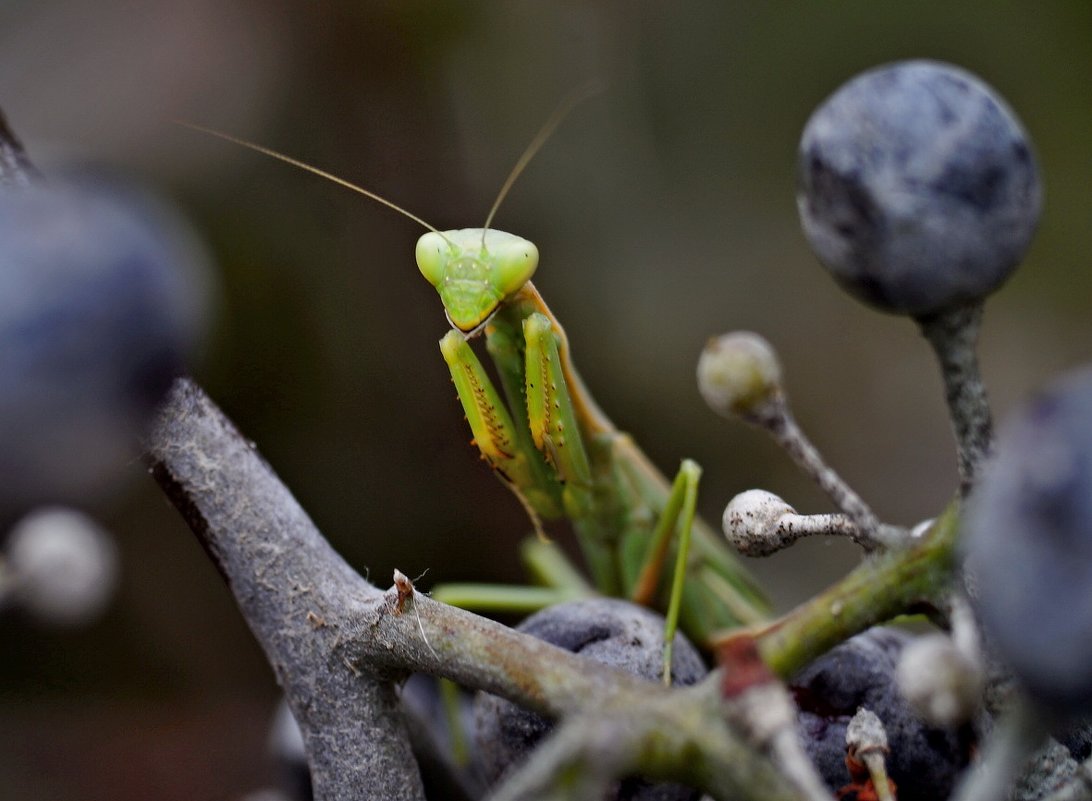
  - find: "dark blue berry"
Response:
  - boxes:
[0,177,209,514]
[474,599,706,800]
[791,628,973,801]
[797,60,1041,316]
[964,366,1092,714]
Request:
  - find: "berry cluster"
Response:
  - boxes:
[0,169,210,628]
[697,59,1092,801]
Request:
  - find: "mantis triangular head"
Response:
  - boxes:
[416,228,539,333]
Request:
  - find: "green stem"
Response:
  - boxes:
[757,501,960,679]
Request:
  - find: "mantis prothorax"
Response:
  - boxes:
[188,94,769,680]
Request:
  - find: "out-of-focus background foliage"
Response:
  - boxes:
[0,2,1088,799]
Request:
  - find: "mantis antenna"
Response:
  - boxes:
[180,122,446,237]
[480,80,606,247]
[184,79,603,247]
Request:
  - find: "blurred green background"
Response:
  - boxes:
[0,2,1089,799]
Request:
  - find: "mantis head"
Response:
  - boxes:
[416,228,539,333]
[185,84,592,335]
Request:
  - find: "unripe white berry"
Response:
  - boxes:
[722,490,796,556]
[897,634,983,727]
[6,507,118,625]
[697,332,782,420]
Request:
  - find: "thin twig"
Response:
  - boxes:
[918,303,993,492]
[752,503,959,679]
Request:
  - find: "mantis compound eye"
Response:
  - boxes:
[490,235,539,300]
[414,230,449,288]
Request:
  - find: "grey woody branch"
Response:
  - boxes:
[146,379,805,801]
[147,379,425,800]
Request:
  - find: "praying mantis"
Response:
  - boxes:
[190,92,770,676]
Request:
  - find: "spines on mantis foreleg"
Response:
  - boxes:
[441,330,517,463]
[517,283,614,437]
[523,312,593,488]
[439,329,563,526]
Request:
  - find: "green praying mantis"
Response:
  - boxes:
[191,92,770,678]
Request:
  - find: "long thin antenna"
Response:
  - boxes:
[480,80,606,244]
[181,122,443,235]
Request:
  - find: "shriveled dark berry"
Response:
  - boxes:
[964,366,1092,714]
[797,60,1041,316]
[1058,721,1092,762]
[791,627,973,801]
[474,598,706,801]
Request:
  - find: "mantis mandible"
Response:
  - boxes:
[189,91,769,678]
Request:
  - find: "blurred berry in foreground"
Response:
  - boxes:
[791,627,973,801]
[797,60,1041,316]
[1,506,118,625]
[475,599,706,801]
[0,176,211,515]
[964,366,1092,714]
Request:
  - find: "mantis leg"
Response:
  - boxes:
[522,312,593,494]
[628,459,701,685]
[439,329,563,525]
[436,312,739,665]
[522,312,624,595]
[429,530,595,611]
[432,328,593,612]
[429,583,587,612]
[525,310,704,680]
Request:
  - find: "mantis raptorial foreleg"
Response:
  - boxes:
[434,287,703,683]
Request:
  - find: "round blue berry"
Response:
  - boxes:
[797,60,1041,316]
[0,177,210,514]
[474,599,706,800]
[964,366,1092,713]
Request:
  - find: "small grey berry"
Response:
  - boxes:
[722,489,796,556]
[798,60,1041,316]
[896,633,983,727]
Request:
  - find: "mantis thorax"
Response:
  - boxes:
[416,228,539,333]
